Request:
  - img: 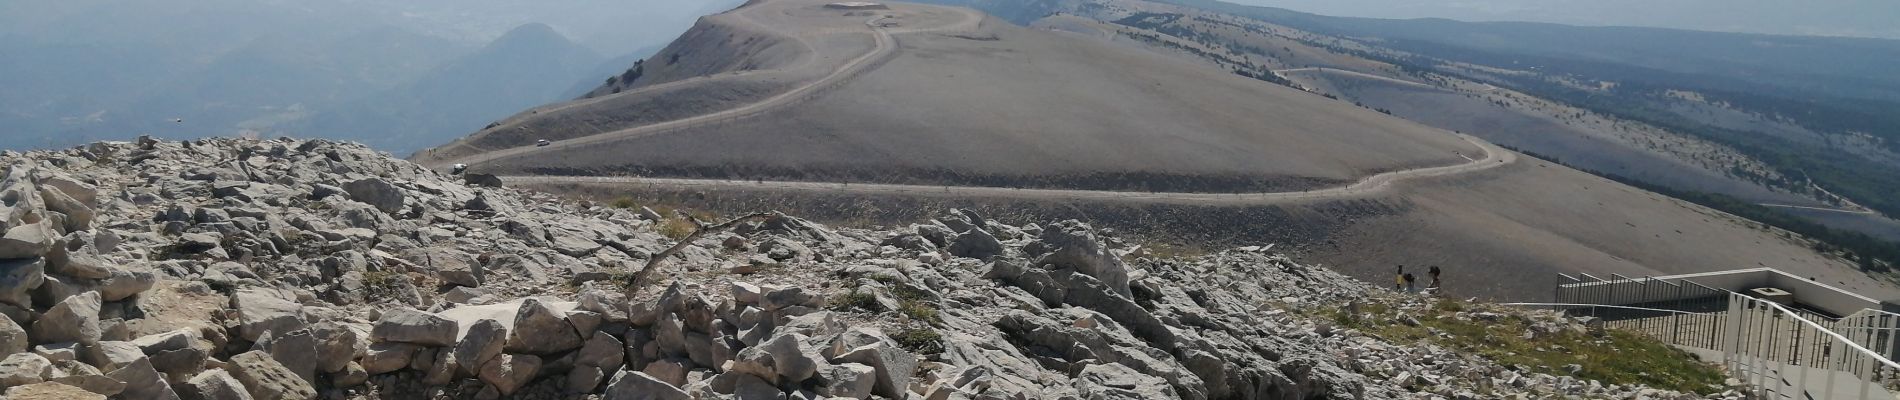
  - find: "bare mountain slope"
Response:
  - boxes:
[421,0,1481,193]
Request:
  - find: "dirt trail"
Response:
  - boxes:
[501,133,1516,205]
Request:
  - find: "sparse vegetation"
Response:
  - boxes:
[830,292,881,312]
[1319,298,1727,394]
[893,326,944,355]
[658,218,697,240]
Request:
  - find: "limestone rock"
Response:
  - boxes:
[0,257,45,308]
[0,223,53,260]
[343,178,405,214]
[947,228,1004,260]
[228,350,315,400]
[476,354,540,396]
[309,322,362,374]
[603,370,689,400]
[361,342,419,375]
[730,282,763,306]
[96,268,157,302]
[1035,220,1132,296]
[179,369,255,400]
[0,353,52,387]
[251,329,318,386]
[834,340,917,399]
[104,358,180,400]
[370,307,457,346]
[3,381,105,400]
[129,329,195,355]
[231,289,305,342]
[819,363,877,399]
[0,313,25,355]
[38,186,92,233]
[504,298,583,355]
[173,233,222,255]
[454,319,508,374]
[33,291,101,345]
[332,362,368,388]
[80,341,142,371]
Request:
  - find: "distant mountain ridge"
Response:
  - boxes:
[292,23,606,153]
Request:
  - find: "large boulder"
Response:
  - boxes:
[172,233,222,255]
[33,291,101,345]
[96,268,156,302]
[309,322,362,374]
[80,341,143,371]
[370,308,456,347]
[227,350,316,400]
[4,381,105,400]
[45,243,110,280]
[38,186,92,233]
[0,223,54,259]
[834,340,918,399]
[0,353,52,387]
[0,257,45,307]
[1035,221,1131,296]
[178,369,255,400]
[819,363,878,399]
[0,312,25,355]
[947,228,1005,260]
[342,178,405,214]
[231,289,305,342]
[476,354,540,396]
[452,319,507,375]
[602,370,689,400]
[503,298,583,355]
[360,342,419,375]
[104,358,180,400]
[567,333,626,393]
[251,329,319,386]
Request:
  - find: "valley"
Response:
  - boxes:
[412,0,1900,303]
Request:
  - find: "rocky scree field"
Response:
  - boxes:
[0,137,1742,399]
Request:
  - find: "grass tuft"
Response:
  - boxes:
[659,218,697,241]
[893,327,944,355]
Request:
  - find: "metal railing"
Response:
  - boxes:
[1535,273,1900,398]
[1725,292,1900,399]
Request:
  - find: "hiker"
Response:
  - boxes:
[1394,265,1405,291]
[1429,266,1442,289]
[1403,273,1418,293]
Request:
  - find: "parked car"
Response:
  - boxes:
[536,139,551,147]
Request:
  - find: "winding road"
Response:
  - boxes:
[499,133,1516,205]
[428,6,982,169]
[443,3,1513,206]
[1757,204,1879,215]
[1274,67,1436,89]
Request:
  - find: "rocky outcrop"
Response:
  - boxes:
[0,137,1735,399]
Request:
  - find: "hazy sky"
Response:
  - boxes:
[1223,0,1900,39]
[0,0,743,56]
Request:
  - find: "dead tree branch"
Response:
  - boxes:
[624,211,774,296]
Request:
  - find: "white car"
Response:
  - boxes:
[536,139,551,147]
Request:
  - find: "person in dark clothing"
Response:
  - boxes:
[1402,273,1417,293]
[1428,266,1442,289]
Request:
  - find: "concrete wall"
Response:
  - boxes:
[1557,268,1879,316]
